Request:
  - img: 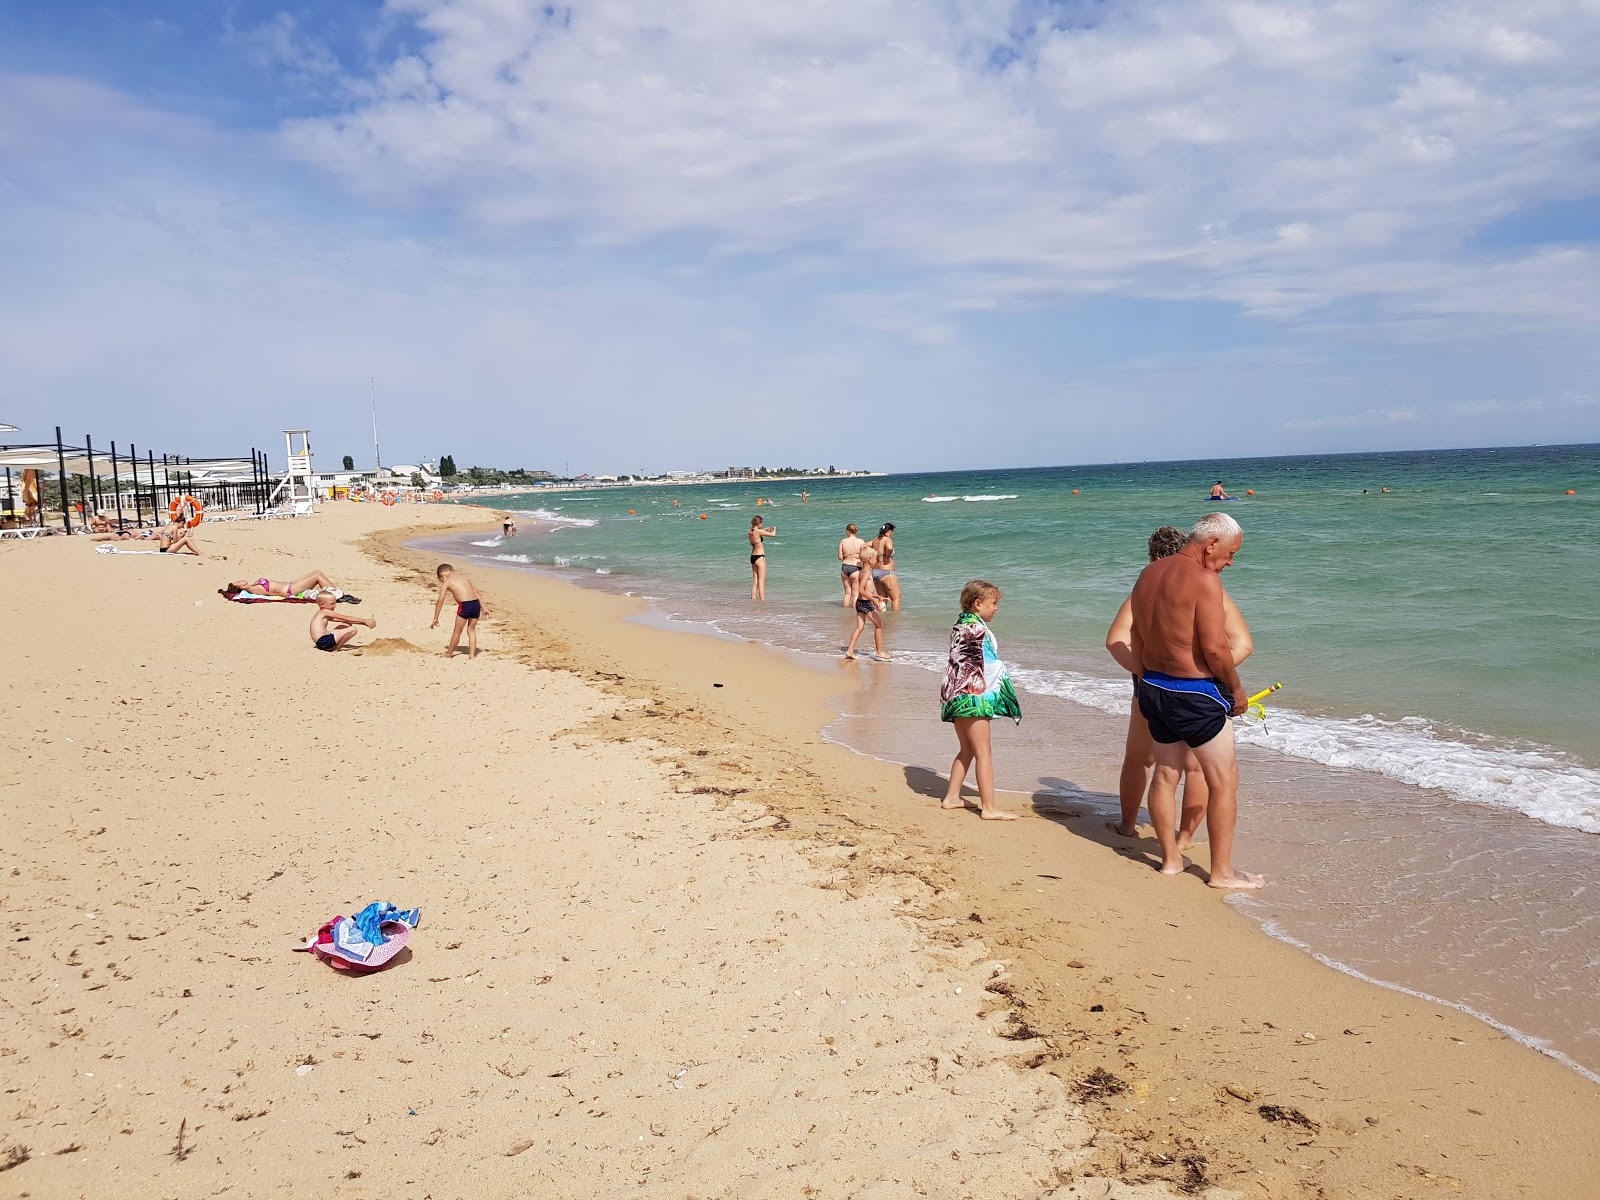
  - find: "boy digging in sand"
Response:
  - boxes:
[432,564,486,658]
[310,591,375,652]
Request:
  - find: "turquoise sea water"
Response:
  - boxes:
[437,443,1600,1077]
[480,444,1600,834]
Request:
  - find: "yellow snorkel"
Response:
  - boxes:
[1244,683,1283,725]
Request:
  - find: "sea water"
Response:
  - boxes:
[441,444,1600,1075]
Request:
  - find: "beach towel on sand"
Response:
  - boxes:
[296,902,422,971]
[226,591,315,604]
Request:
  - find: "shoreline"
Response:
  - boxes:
[390,512,1600,1197]
[433,516,1600,1082]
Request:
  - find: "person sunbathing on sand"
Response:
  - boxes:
[156,518,202,556]
[310,592,375,652]
[1105,526,1253,847]
[220,569,345,599]
[1130,512,1263,889]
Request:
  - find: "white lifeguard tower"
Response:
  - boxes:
[269,429,316,507]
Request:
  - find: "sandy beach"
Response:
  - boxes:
[4,503,1598,1199]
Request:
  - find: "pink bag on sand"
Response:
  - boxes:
[295,910,417,972]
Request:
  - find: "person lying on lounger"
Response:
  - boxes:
[310,591,376,652]
[220,569,353,600]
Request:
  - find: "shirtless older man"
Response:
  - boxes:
[1130,512,1263,889]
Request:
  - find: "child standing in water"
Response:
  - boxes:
[938,580,1021,820]
[844,547,889,660]
[432,564,486,658]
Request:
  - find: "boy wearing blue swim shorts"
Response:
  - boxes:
[432,564,487,659]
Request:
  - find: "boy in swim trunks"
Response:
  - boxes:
[845,547,890,661]
[309,591,376,652]
[432,564,487,659]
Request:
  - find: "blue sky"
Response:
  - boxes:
[2,0,1598,474]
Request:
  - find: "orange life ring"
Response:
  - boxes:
[169,494,204,528]
[432,490,444,501]
[381,491,397,507]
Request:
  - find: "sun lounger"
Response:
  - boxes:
[0,527,47,540]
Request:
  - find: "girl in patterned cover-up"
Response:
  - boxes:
[938,580,1021,820]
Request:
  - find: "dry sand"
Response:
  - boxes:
[2,503,1598,1199]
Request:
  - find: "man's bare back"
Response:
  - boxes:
[1131,547,1243,708]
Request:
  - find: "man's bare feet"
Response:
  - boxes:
[1208,871,1266,890]
[1159,855,1192,876]
[1106,821,1138,837]
[980,809,1020,821]
[1175,831,1196,852]
[940,797,966,810]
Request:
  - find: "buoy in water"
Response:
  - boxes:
[700,513,708,519]
[1568,489,1577,495]
[1247,489,1254,496]
[1072,489,1079,495]
[628,509,636,514]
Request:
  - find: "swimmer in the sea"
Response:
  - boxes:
[838,523,865,608]
[868,522,900,612]
[748,515,778,601]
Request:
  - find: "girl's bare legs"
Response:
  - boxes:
[941,719,976,808]
[751,557,767,601]
[288,569,337,594]
[881,574,902,612]
[964,717,1016,819]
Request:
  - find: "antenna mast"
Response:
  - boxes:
[370,376,382,471]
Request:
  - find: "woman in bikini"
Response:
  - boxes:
[748,516,778,601]
[838,523,865,608]
[220,568,345,600]
[869,522,901,612]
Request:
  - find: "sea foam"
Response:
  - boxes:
[1004,666,1600,835]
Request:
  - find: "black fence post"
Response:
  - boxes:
[111,441,124,527]
[129,442,140,525]
[85,434,100,514]
[55,425,71,534]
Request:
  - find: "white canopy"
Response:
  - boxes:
[0,449,255,482]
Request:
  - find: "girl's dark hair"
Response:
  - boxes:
[219,584,241,598]
[1147,526,1187,561]
[878,523,895,537]
[959,579,1000,613]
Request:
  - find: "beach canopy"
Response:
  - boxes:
[0,448,256,481]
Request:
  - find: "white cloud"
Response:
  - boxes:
[274,0,1600,330]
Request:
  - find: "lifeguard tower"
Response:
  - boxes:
[269,429,316,507]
